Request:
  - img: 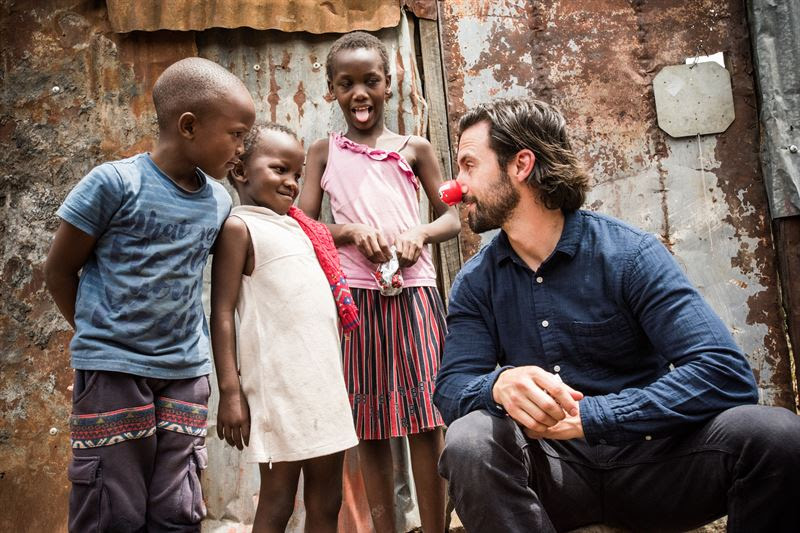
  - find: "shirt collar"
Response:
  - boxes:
[556,209,583,258]
[494,209,584,266]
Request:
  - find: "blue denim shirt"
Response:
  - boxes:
[434,209,759,445]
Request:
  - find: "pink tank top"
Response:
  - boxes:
[320,132,437,289]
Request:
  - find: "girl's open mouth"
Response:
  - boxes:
[352,106,372,123]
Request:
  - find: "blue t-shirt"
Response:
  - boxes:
[57,153,232,379]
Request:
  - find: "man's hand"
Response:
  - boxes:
[493,366,584,434]
[216,388,251,450]
[524,408,585,440]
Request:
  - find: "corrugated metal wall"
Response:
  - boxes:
[439,0,795,411]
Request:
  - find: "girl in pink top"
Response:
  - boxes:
[298,31,460,533]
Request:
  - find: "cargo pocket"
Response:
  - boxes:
[68,456,110,532]
[178,444,208,523]
[72,370,100,405]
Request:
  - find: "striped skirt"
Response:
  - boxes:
[343,286,446,440]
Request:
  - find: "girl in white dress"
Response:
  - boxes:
[210,123,358,533]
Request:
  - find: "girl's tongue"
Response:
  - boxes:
[354,107,370,123]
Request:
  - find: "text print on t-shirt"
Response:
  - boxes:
[90,209,220,339]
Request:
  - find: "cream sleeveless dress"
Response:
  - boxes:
[231,205,357,463]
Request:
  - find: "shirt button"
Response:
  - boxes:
[645,435,652,441]
[553,365,561,373]
[541,320,549,328]
[536,276,544,283]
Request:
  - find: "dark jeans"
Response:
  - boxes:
[438,405,800,533]
[68,370,210,533]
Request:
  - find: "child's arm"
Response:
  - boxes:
[210,217,251,450]
[44,221,98,329]
[394,136,461,267]
[299,138,392,263]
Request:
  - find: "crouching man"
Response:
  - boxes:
[434,97,800,533]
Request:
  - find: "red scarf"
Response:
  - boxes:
[287,206,360,332]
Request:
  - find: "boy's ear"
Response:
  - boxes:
[178,112,197,139]
[229,160,247,183]
[384,75,393,100]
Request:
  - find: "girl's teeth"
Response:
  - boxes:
[355,108,370,122]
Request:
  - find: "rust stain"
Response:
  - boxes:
[403,0,438,21]
[268,52,280,122]
[293,81,306,119]
[713,4,792,402]
[0,268,73,532]
[0,107,16,134]
[394,48,406,135]
[280,49,291,71]
[470,3,538,96]
[408,50,420,135]
[117,30,198,122]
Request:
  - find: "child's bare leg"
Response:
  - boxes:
[253,461,302,533]
[409,428,446,533]
[302,451,346,533]
[358,439,395,533]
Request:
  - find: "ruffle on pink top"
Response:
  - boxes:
[333,132,419,190]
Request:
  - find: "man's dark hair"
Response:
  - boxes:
[458,98,589,211]
[326,31,390,81]
[152,57,246,132]
[227,122,298,187]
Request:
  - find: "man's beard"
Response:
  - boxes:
[466,170,520,234]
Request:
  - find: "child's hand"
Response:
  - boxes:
[216,388,251,450]
[349,224,392,263]
[395,227,427,267]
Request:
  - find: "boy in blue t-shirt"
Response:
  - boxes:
[44,57,255,532]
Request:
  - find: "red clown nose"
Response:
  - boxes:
[438,180,464,206]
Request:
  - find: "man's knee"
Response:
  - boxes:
[439,410,522,479]
[714,405,800,464]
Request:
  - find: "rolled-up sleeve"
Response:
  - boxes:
[434,273,511,425]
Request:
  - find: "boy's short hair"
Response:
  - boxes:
[152,57,247,131]
[326,31,390,81]
[227,122,298,188]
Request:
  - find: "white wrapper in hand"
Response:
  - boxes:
[373,246,404,296]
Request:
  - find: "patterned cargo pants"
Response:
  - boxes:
[68,370,210,533]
